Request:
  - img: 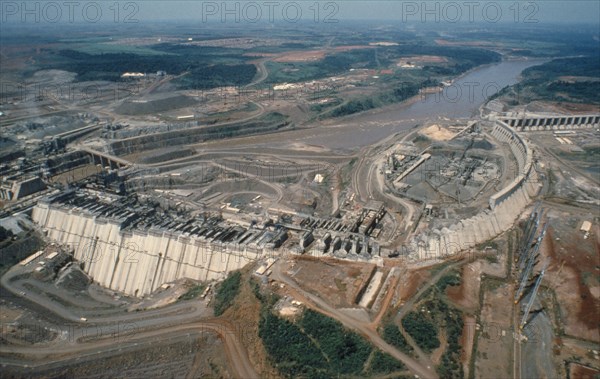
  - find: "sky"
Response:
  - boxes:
[1,1,599,26]
[139,1,600,24]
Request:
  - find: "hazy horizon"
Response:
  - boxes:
[1,1,598,27]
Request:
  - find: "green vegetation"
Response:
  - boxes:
[323,81,428,118]
[309,98,342,113]
[309,39,598,120]
[437,309,464,379]
[249,277,264,302]
[545,81,600,102]
[492,57,600,105]
[436,270,461,291]
[300,309,372,374]
[391,44,498,79]
[442,25,599,58]
[73,43,171,56]
[176,64,257,90]
[258,306,407,377]
[266,49,379,84]
[259,310,327,378]
[401,311,440,353]
[0,231,44,277]
[326,96,378,117]
[267,44,500,103]
[409,286,465,378]
[51,46,256,88]
[381,323,414,355]
[368,350,406,374]
[178,283,207,301]
[429,262,451,277]
[213,271,241,316]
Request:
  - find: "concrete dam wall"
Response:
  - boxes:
[409,120,541,260]
[32,199,267,297]
[500,114,600,132]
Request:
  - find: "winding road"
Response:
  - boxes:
[1,320,257,379]
[0,264,257,378]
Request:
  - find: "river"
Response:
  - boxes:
[303,58,548,149]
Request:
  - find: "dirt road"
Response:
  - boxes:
[1,319,258,379]
[1,266,258,378]
[271,261,439,379]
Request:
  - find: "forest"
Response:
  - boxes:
[322,80,434,118]
[258,306,406,378]
[213,270,241,316]
[52,48,257,88]
[492,57,600,105]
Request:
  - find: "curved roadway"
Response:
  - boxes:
[0,265,257,378]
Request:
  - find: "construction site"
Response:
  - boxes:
[1,22,599,379]
[4,114,552,293]
[2,85,598,377]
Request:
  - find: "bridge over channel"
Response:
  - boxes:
[76,145,132,169]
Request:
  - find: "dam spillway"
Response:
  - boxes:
[32,191,286,297]
[499,113,600,132]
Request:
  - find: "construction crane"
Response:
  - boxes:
[520,259,549,329]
